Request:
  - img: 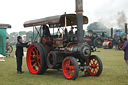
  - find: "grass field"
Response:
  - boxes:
[0,48,128,85]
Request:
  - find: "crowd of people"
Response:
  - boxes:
[113,35,128,72]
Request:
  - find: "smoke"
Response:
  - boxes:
[96,11,127,30]
[117,11,127,29]
[87,22,108,30]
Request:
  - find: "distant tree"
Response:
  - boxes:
[10,32,18,37]
[26,31,33,41]
[87,22,108,30]
[19,31,27,35]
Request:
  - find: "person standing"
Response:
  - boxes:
[113,35,119,51]
[15,36,30,74]
[122,38,128,73]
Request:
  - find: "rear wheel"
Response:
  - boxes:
[6,45,13,53]
[86,55,103,76]
[94,38,103,48]
[26,43,47,74]
[62,57,79,80]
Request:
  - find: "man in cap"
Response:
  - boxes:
[15,36,30,74]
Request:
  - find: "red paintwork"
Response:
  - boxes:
[85,38,92,42]
[53,38,63,47]
[27,45,41,74]
[62,58,75,79]
[104,40,113,45]
[66,44,74,51]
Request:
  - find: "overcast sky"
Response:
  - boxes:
[0,0,127,34]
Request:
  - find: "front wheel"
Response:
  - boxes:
[62,57,79,80]
[86,55,103,76]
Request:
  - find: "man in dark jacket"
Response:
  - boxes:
[15,36,30,74]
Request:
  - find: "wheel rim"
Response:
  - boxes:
[27,45,41,74]
[7,45,13,53]
[62,59,75,79]
[95,38,102,47]
[87,57,99,76]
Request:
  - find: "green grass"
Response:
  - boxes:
[0,48,128,85]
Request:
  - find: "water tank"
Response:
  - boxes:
[0,24,11,56]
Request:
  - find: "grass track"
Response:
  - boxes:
[0,48,128,85]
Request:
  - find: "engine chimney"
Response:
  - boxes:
[75,0,84,43]
[125,23,127,35]
[111,28,113,38]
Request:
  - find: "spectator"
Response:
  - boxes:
[122,38,128,73]
[113,35,119,51]
[15,36,30,74]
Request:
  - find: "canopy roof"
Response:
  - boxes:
[0,24,11,28]
[24,14,88,28]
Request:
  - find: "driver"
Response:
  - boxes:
[43,25,50,37]
[69,26,74,34]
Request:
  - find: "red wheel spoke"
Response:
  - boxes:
[70,71,74,76]
[33,51,35,55]
[36,50,39,55]
[69,66,75,71]
[37,62,40,67]
[67,61,70,66]
[33,63,37,67]
[32,55,35,57]
[31,59,35,62]
[93,61,96,64]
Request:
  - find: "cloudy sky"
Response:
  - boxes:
[0,0,127,33]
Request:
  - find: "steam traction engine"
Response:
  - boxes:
[85,30,106,48]
[23,0,103,80]
[102,28,114,49]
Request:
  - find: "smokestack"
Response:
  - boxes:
[111,28,113,38]
[75,0,84,43]
[125,23,127,35]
